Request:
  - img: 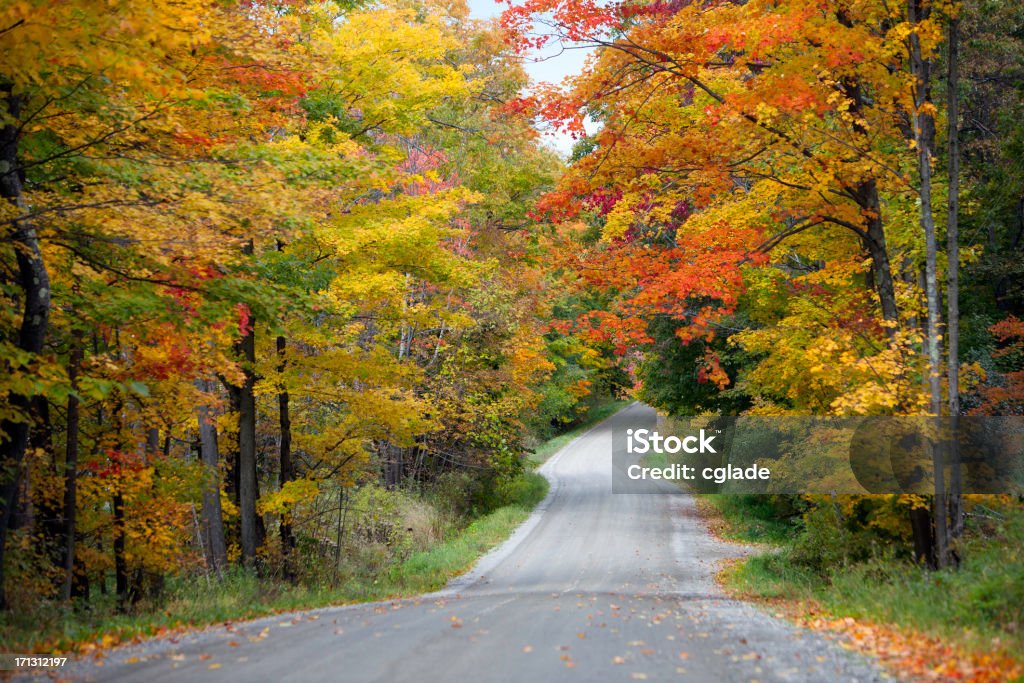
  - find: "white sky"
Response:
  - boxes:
[466,0,594,156]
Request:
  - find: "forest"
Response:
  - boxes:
[1,0,1023,675]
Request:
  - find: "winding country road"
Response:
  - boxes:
[59,403,884,682]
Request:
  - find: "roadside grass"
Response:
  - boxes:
[1,404,623,655]
[699,494,798,545]
[706,495,1024,669]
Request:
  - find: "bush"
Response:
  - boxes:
[428,471,483,518]
[492,472,548,509]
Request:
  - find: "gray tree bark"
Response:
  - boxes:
[197,381,229,574]
[907,0,950,569]
[946,15,964,544]
[0,87,52,609]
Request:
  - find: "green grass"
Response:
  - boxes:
[528,399,629,466]
[709,496,1024,661]
[701,494,800,545]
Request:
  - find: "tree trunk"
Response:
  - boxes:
[197,382,229,574]
[146,428,160,460]
[236,240,259,566]
[854,179,901,324]
[910,504,935,568]
[61,331,83,601]
[113,491,131,611]
[946,15,964,546]
[907,0,949,569]
[384,443,403,489]
[236,338,258,565]
[27,397,54,538]
[276,335,296,579]
[0,87,52,610]
[143,429,164,600]
[840,76,900,324]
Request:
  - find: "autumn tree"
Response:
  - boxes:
[502,0,1016,566]
[0,0,579,614]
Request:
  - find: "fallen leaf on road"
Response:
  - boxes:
[248,627,270,643]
